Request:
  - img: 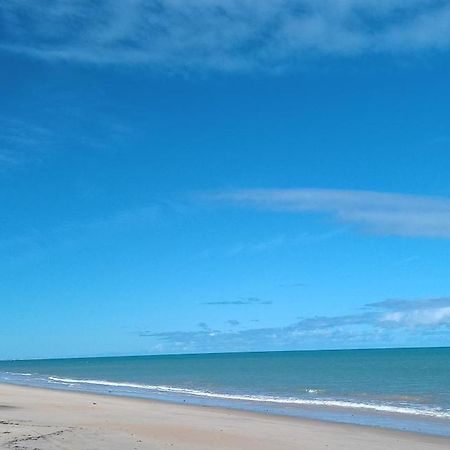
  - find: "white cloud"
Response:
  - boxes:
[1,1,450,71]
[382,308,450,326]
[204,188,450,238]
[374,298,450,327]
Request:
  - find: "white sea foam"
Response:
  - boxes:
[46,376,450,420]
[3,372,32,376]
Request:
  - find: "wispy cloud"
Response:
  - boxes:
[278,282,308,288]
[197,322,210,331]
[0,109,134,169]
[0,203,164,265]
[140,297,450,353]
[203,188,450,238]
[1,1,450,71]
[227,235,287,256]
[57,205,161,234]
[202,297,272,306]
[0,117,54,167]
[194,228,346,262]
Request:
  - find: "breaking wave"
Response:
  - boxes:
[46,376,450,419]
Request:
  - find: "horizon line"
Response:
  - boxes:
[2,345,449,363]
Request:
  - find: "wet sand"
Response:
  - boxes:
[1,383,449,449]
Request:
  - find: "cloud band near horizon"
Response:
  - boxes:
[140,297,450,353]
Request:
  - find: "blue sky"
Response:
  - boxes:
[1,0,450,359]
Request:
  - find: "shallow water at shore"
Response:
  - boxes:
[1,348,449,436]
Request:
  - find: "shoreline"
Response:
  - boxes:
[1,383,450,449]
[2,375,450,438]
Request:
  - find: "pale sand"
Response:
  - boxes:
[0,383,449,450]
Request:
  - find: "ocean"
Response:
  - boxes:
[1,347,449,436]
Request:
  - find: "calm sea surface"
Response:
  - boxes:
[1,348,449,436]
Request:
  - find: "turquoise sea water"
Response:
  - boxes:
[1,348,450,436]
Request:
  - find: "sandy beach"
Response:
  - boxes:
[0,383,448,449]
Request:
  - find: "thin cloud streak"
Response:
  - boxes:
[1,1,450,71]
[203,188,450,238]
[202,297,272,306]
[0,117,54,167]
[0,203,164,265]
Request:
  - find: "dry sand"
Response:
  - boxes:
[0,383,449,449]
